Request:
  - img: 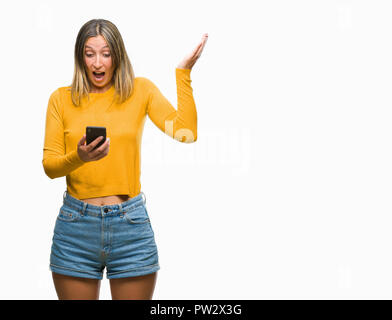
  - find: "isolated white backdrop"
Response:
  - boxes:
[1,0,392,299]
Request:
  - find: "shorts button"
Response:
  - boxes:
[104,208,108,213]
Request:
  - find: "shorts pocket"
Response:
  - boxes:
[124,205,150,224]
[57,205,81,222]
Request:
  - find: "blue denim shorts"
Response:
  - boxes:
[49,190,160,280]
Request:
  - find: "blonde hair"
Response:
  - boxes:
[70,19,135,106]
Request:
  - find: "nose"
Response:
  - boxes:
[92,55,103,69]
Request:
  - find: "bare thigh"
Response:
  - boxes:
[52,272,101,300]
[109,272,158,300]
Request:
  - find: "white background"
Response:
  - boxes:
[0,0,392,299]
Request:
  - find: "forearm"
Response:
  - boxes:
[170,68,198,142]
[42,149,85,179]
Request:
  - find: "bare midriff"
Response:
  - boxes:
[79,194,131,206]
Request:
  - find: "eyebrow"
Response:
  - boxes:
[85,45,109,49]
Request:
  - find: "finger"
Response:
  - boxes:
[91,137,109,156]
[90,148,109,161]
[196,46,204,58]
[200,34,208,47]
[87,136,104,152]
[91,139,110,160]
[186,42,203,61]
[78,134,86,146]
[196,38,207,56]
[192,40,207,60]
[90,152,105,161]
[192,42,203,56]
[193,34,208,53]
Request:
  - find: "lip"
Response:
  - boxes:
[92,72,105,82]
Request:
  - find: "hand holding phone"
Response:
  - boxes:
[77,126,110,162]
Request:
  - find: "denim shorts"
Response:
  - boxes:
[49,190,160,280]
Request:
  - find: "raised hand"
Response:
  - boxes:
[177,33,208,70]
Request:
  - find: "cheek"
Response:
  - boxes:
[84,59,92,70]
[106,65,114,75]
[107,57,114,68]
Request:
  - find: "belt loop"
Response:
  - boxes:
[119,203,123,214]
[141,191,146,205]
[63,190,67,200]
[81,202,87,216]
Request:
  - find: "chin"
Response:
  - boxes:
[90,80,107,86]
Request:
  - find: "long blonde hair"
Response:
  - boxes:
[70,19,135,106]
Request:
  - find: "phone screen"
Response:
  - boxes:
[86,126,106,150]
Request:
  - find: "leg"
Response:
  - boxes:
[52,272,101,300]
[109,271,158,300]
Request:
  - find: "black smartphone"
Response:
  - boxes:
[86,126,106,150]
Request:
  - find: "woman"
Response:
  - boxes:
[42,19,208,300]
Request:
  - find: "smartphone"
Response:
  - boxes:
[86,126,106,150]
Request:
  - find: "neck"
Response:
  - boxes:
[90,82,113,93]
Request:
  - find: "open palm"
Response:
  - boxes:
[177,33,208,70]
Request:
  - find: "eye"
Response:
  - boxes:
[85,53,110,58]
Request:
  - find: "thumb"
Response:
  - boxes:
[78,134,86,146]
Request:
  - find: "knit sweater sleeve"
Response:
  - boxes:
[145,68,197,143]
[42,89,85,179]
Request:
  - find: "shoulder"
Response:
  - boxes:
[57,86,72,96]
[47,86,71,115]
[49,86,71,100]
[134,76,156,90]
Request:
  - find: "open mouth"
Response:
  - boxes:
[93,71,105,81]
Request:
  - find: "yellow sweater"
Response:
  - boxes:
[42,68,197,199]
